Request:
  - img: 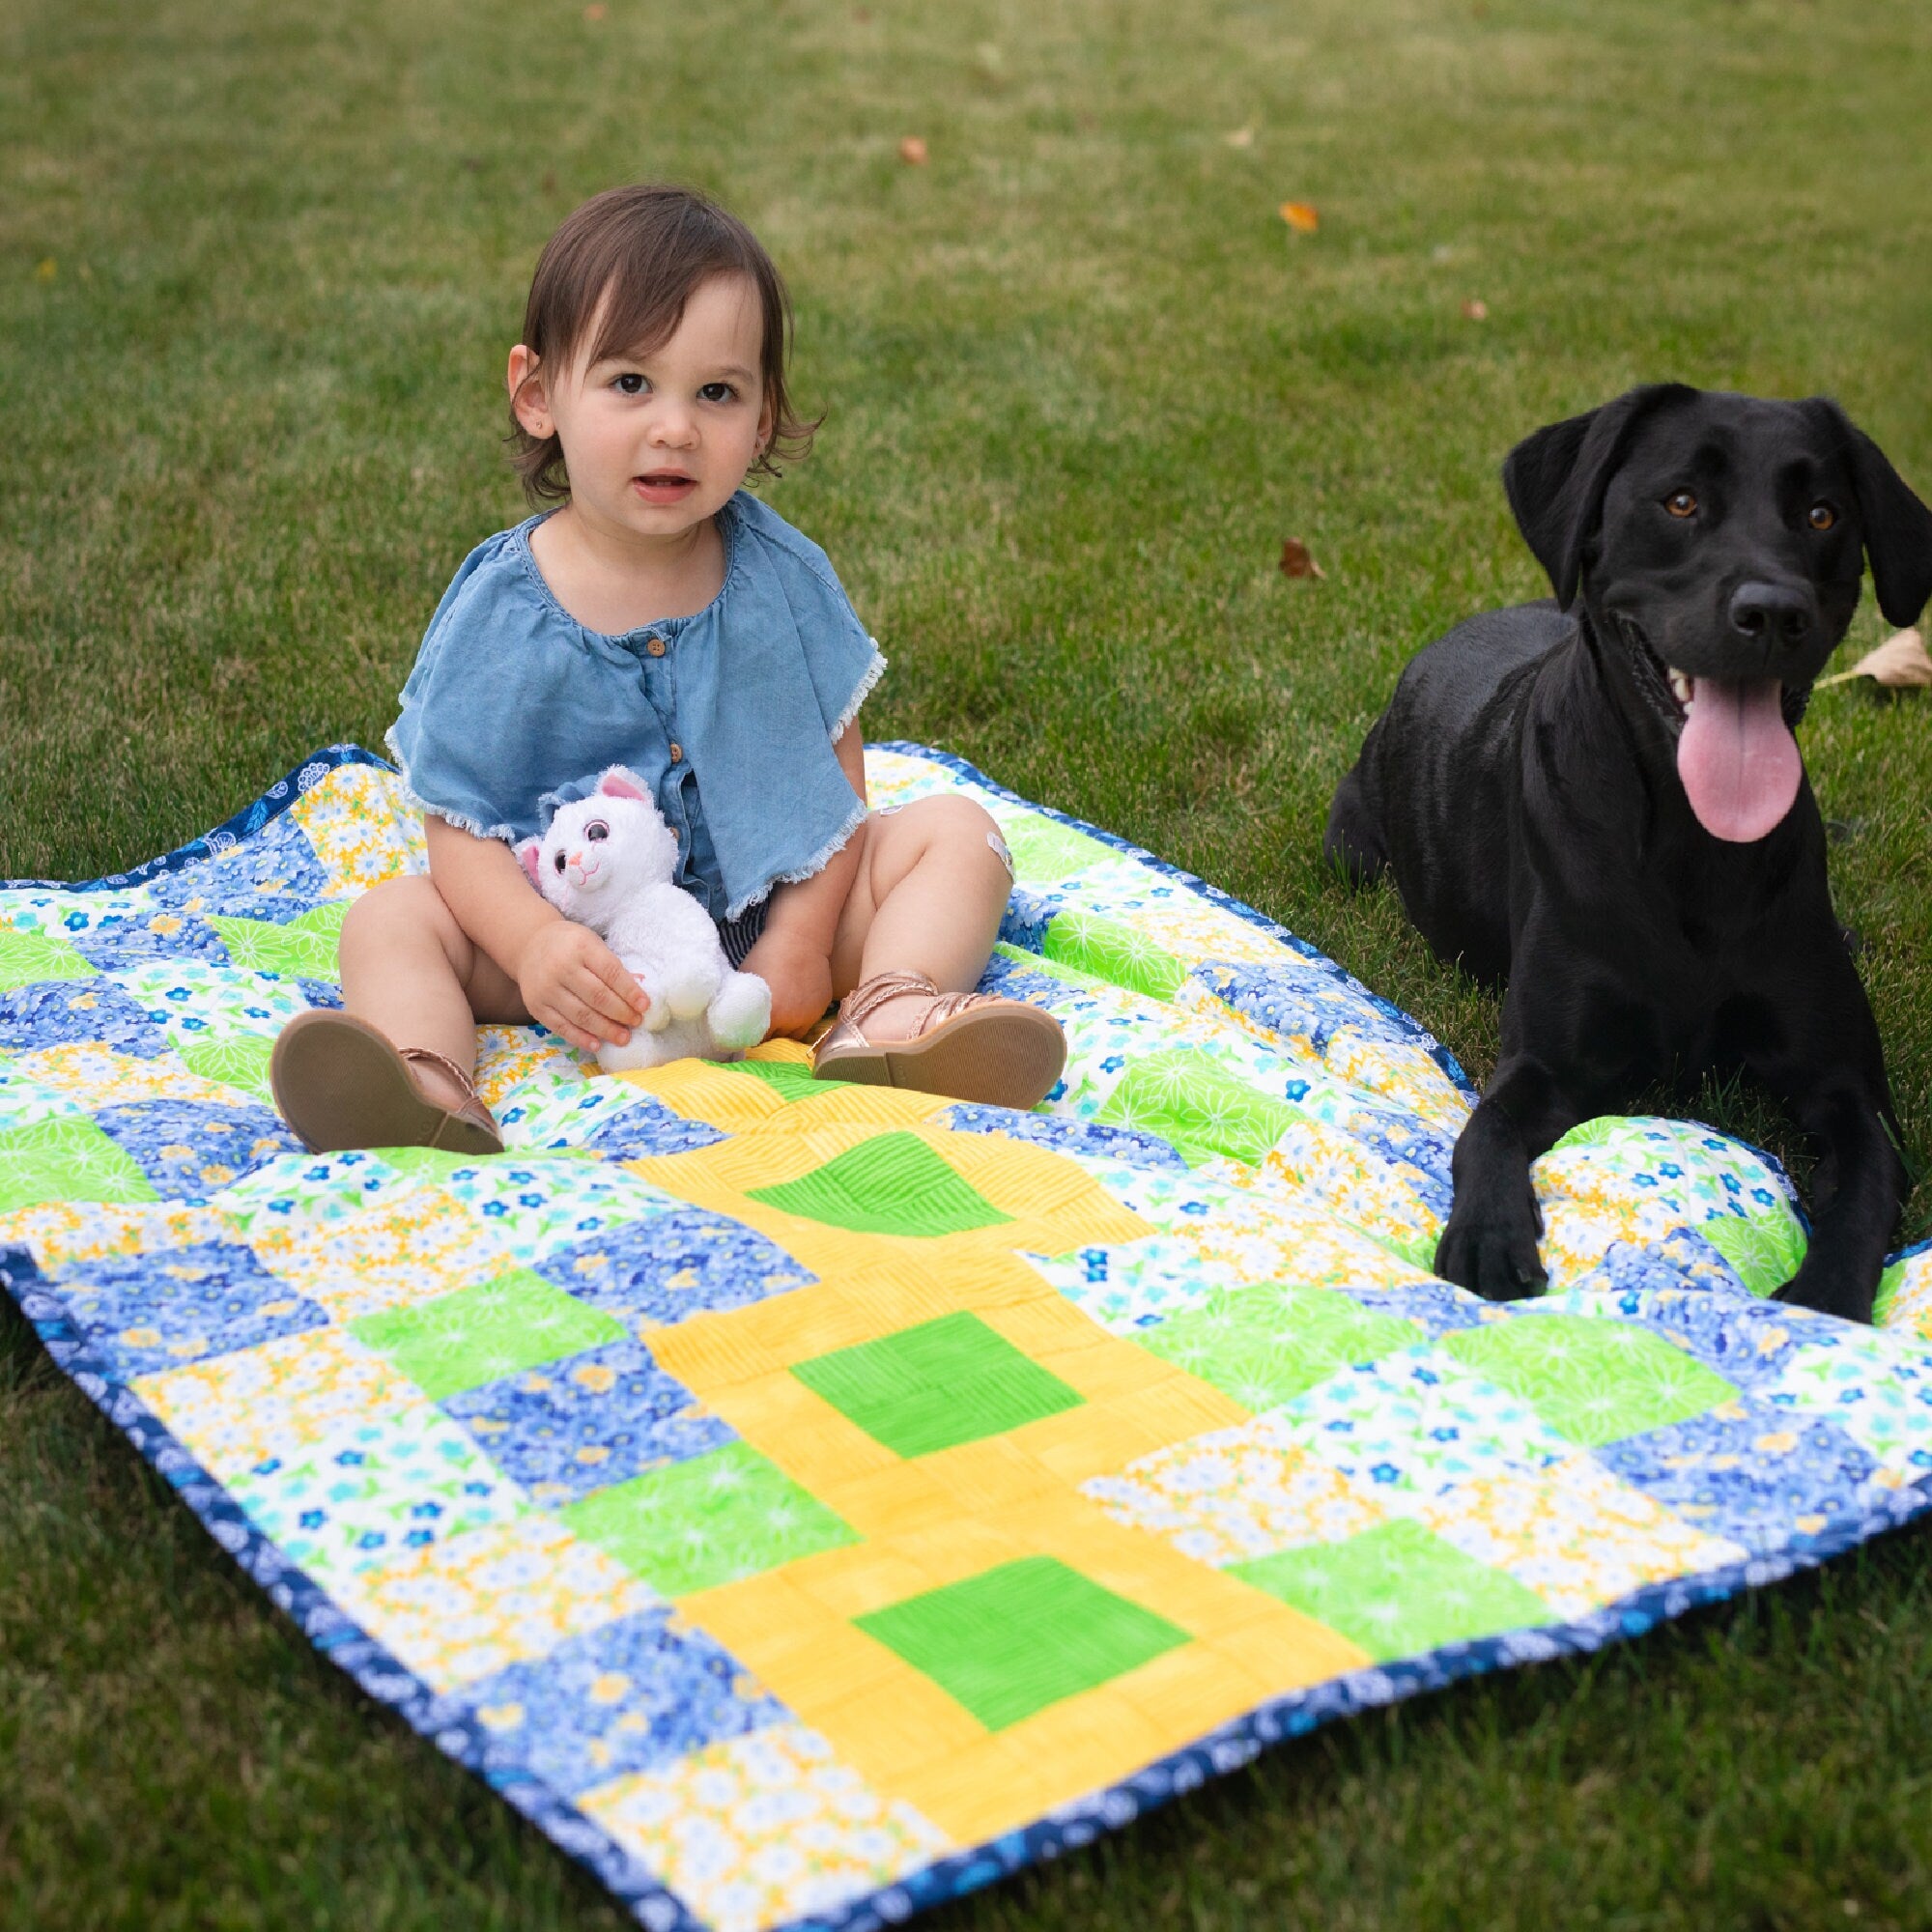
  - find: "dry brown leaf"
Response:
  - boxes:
[898,135,929,165]
[1462,297,1489,321]
[1816,628,1932,690]
[582,2,606,17]
[1224,127,1255,149]
[1280,200,1320,234]
[1280,538,1325,580]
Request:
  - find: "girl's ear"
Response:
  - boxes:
[506,345,551,437]
[516,838,543,888]
[598,766,649,802]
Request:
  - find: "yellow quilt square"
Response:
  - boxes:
[329,1516,654,1692]
[809,1462,959,1539]
[577,1719,951,1932]
[1,1200,232,1271]
[249,1186,513,1321]
[1114,1638,1276,1741]
[131,1327,425,1477]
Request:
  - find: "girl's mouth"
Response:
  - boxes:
[633,471,697,504]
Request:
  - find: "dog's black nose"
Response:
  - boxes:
[1729,581,1815,647]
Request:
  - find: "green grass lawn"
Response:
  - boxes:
[6,0,1932,1923]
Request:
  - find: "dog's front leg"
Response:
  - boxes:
[1436,1053,1582,1298]
[1737,948,1908,1323]
[1772,1086,1906,1323]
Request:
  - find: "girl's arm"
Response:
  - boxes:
[743,725,867,1036]
[423,816,646,1053]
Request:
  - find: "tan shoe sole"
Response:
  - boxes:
[813,1001,1066,1112]
[270,1009,504,1157]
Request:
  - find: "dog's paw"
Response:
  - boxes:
[1435,1200,1548,1302]
[1772,1260,1877,1326]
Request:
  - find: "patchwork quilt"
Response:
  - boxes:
[6,741,1932,1932]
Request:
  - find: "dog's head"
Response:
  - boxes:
[1503,384,1932,841]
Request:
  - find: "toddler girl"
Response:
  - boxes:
[270,184,1065,1155]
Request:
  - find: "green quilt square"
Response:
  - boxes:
[747,1131,1011,1236]
[207,902,348,980]
[0,1115,159,1214]
[176,1034,276,1103]
[1233,1519,1550,1661]
[1042,910,1188,1001]
[1097,1051,1302,1165]
[0,924,98,993]
[1138,1283,1425,1409]
[349,1267,625,1401]
[998,814,1119,884]
[1695,1210,1806,1299]
[792,1311,1082,1457]
[1444,1315,1736,1448]
[560,1440,857,1596]
[731,1058,841,1104]
[857,1556,1187,1730]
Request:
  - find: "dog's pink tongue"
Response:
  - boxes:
[1675,677,1802,842]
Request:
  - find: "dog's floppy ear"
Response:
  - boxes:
[1502,384,1697,611]
[1803,399,1932,629]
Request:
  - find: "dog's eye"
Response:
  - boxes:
[1807,502,1836,532]
[585,820,610,841]
[1664,491,1698,519]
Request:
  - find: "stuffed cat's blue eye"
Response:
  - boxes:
[586,820,610,841]
[553,851,566,873]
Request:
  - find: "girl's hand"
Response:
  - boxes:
[516,921,647,1054]
[741,929,835,1039]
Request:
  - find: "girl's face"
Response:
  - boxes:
[509,271,774,547]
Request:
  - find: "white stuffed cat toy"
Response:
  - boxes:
[518,768,772,1074]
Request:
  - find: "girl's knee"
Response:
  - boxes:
[340,873,462,957]
[902,795,1013,878]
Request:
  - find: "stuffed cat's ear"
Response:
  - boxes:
[597,766,649,802]
[516,838,543,889]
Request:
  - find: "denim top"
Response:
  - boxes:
[384,491,885,921]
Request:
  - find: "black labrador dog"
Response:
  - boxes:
[1326,384,1932,1322]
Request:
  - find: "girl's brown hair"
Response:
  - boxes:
[507,184,816,504]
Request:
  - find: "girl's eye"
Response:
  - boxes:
[1665,491,1698,519]
[1807,502,1837,531]
[698,382,736,404]
[585,820,610,841]
[614,373,648,396]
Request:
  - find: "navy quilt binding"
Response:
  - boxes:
[5,741,1928,1932]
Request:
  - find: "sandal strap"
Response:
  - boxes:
[398,1046,482,1104]
[836,970,940,1033]
[924,988,1006,1028]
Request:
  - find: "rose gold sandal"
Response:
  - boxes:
[270,1009,505,1157]
[811,970,1066,1112]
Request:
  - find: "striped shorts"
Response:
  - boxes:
[716,898,769,970]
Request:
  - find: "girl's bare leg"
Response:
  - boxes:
[336,874,529,1108]
[827,795,1014,1038]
